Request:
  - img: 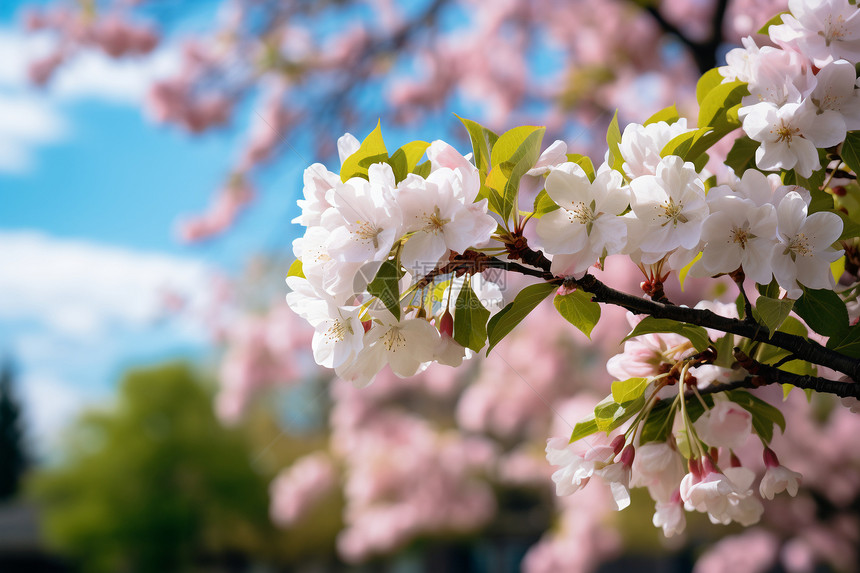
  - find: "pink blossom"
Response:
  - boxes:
[270,452,337,526]
[693,397,753,451]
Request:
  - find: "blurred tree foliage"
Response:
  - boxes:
[0,360,28,500]
[28,363,278,572]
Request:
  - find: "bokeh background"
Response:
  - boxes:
[2,0,859,571]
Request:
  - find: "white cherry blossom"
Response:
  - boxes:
[536,162,630,277]
[619,119,692,179]
[628,155,709,258]
[771,191,844,298]
[285,277,364,370]
[801,59,860,147]
[337,310,440,387]
[769,0,860,67]
[696,196,778,285]
[321,163,403,263]
[397,167,496,274]
[739,101,820,177]
[760,447,803,499]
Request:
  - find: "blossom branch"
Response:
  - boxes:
[496,242,860,385]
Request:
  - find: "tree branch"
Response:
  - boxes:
[492,242,860,385]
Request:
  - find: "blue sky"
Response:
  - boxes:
[0,1,314,456]
[0,0,469,457]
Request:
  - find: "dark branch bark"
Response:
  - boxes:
[490,242,860,388]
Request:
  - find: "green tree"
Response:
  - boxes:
[29,363,274,573]
[0,360,28,500]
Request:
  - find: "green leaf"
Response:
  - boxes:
[340,120,389,182]
[757,11,788,34]
[387,141,430,183]
[622,317,710,352]
[724,136,761,176]
[490,125,545,168]
[696,68,726,105]
[367,258,403,321]
[485,125,546,221]
[639,402,677,443]
[593,393,646,433]
[500,128,546,221]
[827,324,860,358]
[754,295,794,337]
[606,110,625,175]
[661,126,711,160]
[698,80,748,131]
[532,189,560,218]
[756,316,809,365]
[794,287,849,338]
[833,209,860,241]
[841,131,860,176]
[644,104,680,126]
[287,259,305,279]
[453,281,491,353]
[611,377,649,404]
[565,153,596,181]
[727,390,786,443]
[554,290,601,339]
[678,252,702,291]
[455,114,498,174]
[569,415,600,443]
[486,282,557,354]
[412,160,431,178]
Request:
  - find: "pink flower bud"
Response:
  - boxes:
[762,447,780,469]
[610,435,626,455]
[439,309,454,338]
[619,444,635,467]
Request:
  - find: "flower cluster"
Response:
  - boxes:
[534,123,843,298]
[282,0,860,542]
[548,319,803,537]
[722,0,860,177]
[286,134,499,388]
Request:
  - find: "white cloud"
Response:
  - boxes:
[0,27,180,173]
[0,231,215,338]
[0,27,180,105]
[0,92,68,173]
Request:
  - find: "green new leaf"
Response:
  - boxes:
[833,209,860,241]
[340,120,388,182]
[724,136,761,175]
[754,295,794,337]
[453,281,491,353]
[611,377,649,404]
[606,110,625,175]
[696,68,725,105]
[367,258,403,321]
[622,317,710,352]
[794,287,849,338]
[287,259,305,279]
[566,153,596,181]
[532,189,560,218]
[595,394,646,433]
[644,104,680,126]
[456,114,498,174]
[639,402,677,444]
[388,141,430,183]
[841,131,860,175]
[727,390,786,443]
[698,80,748,131]
[826,324,860,358]
[757,11,788,34]
[554,290,601,339]
[486,126,546,221]
[569,415,600,443]
[660,127,711,160]
[486,282,557,354]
